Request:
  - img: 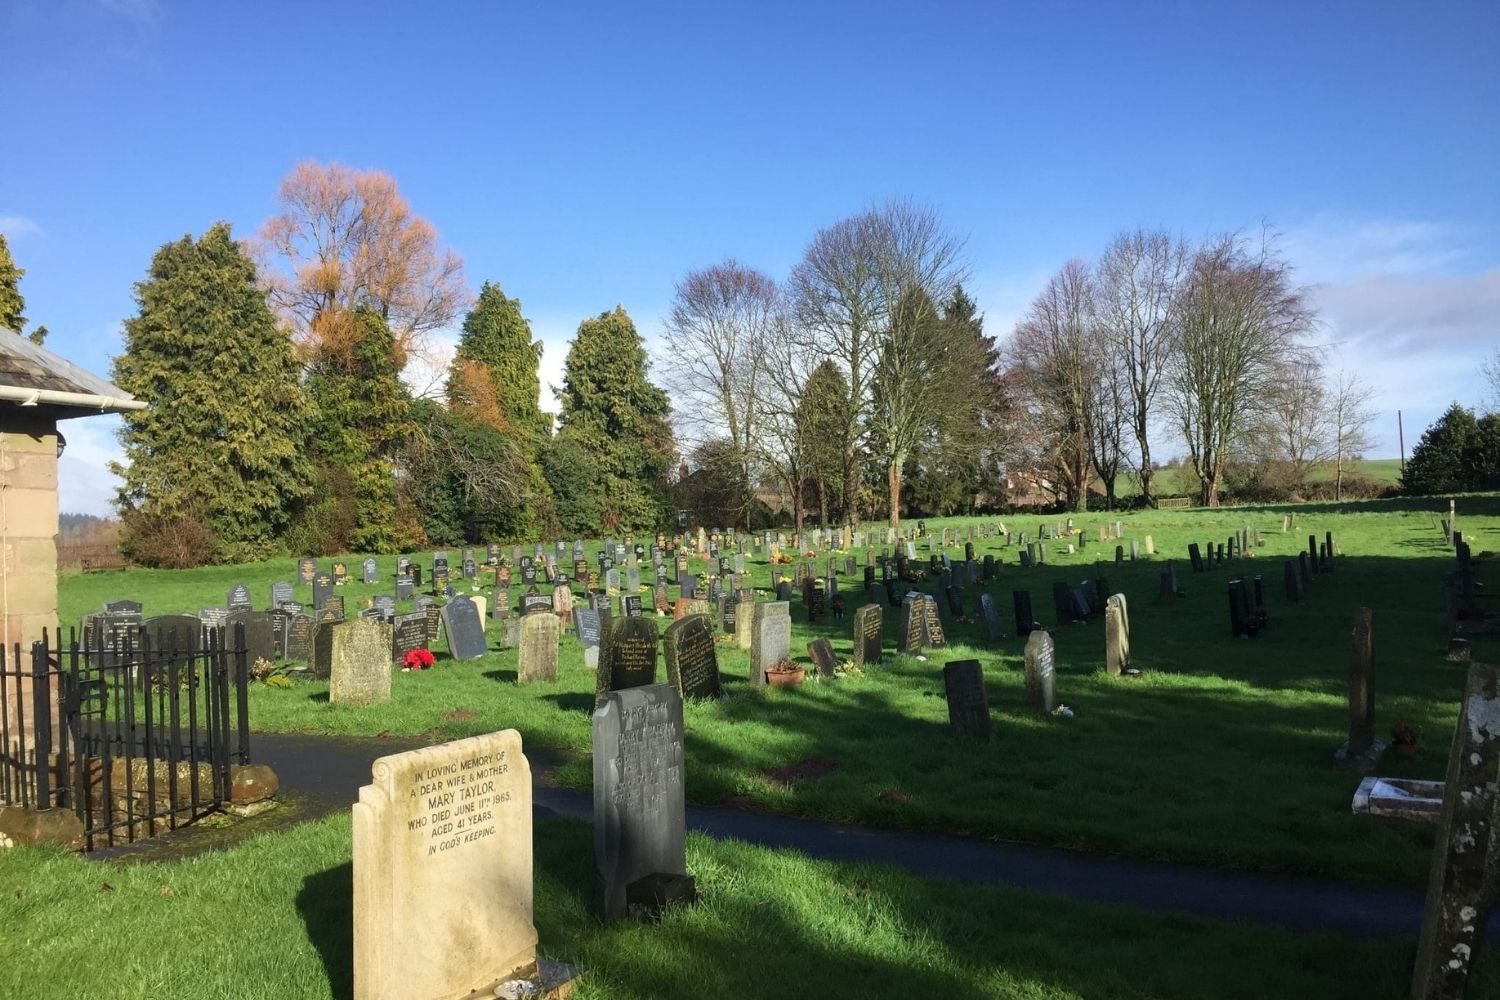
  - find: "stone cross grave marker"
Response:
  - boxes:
[663,613,721,700]
[440,596,487,661]
[518,611,560,684]
[595,616,659,708]
[592,684,692,921]
[330,619,394,707]
[943,659,991,741]
[352,730,539,1000]
[1024,630,1057,716]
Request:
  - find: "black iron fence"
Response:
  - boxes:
[1,624,251,851]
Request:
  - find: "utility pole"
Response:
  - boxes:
[1398,410,1406,474]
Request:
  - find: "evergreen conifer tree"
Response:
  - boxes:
[112,223,312,563]
[551,307,674,532]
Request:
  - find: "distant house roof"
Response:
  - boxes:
[0,328,144,419]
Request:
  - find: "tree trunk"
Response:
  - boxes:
[888,461,902,528]
[793,477,805,537]
[817,474,829,529]
[1335,451,1344,501]
[1103,477,1116,510]
[1201,471,1220,507]
[1139,444,1154,506]
[844,446,860,532]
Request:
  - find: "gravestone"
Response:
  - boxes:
[1335,607,1383,769]
[395,574,413,601]
[899,594,924,655]
[330,619,393,707]
[852,604,882,668]
[749,601,791,685]
[144,614,201,660]
[1024,630,1057,716]
[979,593,1003,641]
[227,583,252,613]
[440,596,487,661]
[551,585,574,628]
[1104,594,1130,677]
[735,597,757,651]
[225,611,275,670]
[1052,582,1078,625]
[313,573,334,611]
[922,594,946,648]
[360,557,378,584]
[271,580,294,607]
[352,730,540,1000]
[521,590,553,617]
[982,554,995,581]
[518,612,560,684]
[1410,662,1500,999]
[333,562,349,586]
[575,608,605,670]
[298,558,316,586]
[391,611,427,664]
[1188,543,1204,573]
[592,685,691,921]
[807,638,839,678]
[942,659,991,741]
[595,616,659,708]
[663,614,721,700]
[1013,590,1035,635]
[286,613,314,662]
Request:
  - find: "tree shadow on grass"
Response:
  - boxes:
[544,692,596,715]
[483,668,519,684]
[296,861,353,1000]
[308,691,329,703]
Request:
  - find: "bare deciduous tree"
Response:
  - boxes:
[1258,361,1331,489]
[1010,260,1097,512]
[257,160,469,367]
[1326,369,1376,500]
[1166,232,1313,506]
[753,313,818,535]
[1089,346,1130,509]
[659,260,779,528]
[1094,229,1188,504]
[789,210,885,525]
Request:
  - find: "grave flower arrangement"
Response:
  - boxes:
[403,648,436,672]
[1391,721,1421,754]
[766,657,806,688]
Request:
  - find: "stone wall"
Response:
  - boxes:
[0,412,59,764]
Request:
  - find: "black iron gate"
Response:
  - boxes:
[1,624,251,851]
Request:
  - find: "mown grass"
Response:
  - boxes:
[58,495,1500,884]
[3,813,1491,1000]
[1115,457,1404,498]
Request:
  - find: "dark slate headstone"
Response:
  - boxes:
[313,573,334,610]
[270,580,294,608]
[592,684,690,921]
[900,594,924,655]
[395,574,413,600]
[297,559,316,585]
[921,594,946,649]
[227,583,252,613]
[575,608,606,669]
[979,593,1003,641]
[440,596,487,661]
[521,589,554,616]
[946,585,965,619]
[1052,582,1077,625]
[807,638,839,678]
[1024,630,1056,716]
[1283,559,1302,602]
[391,611,427,663]
[226,611,275,670]
[663,614,721,700]
[143,615,201,661]
[362,557,378,584]
[1013,590,1035,635]
[982,554,995,581]
[943,659,991,741]
[285,614,314,662]
[1188,543,1204,573]
[623,595,643,618]
[852,604,882,668]
[595,616,660,709]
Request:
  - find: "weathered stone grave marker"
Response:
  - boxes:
[663,614,721,700]
[594,616,659,707]
[330,619,393,707]
[943,659,990,741]
[518,612,560,683]
[1024,629,1057,715]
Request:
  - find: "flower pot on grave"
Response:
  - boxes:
[1393,741,1419,757]
[766,666,806,688]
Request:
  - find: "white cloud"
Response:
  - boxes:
[0,216,42,239]
[56,415,124,516]
[1282,214,1471,283]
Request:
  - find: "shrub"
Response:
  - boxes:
[119,511,219,569]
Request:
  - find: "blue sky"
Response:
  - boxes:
[3,0,1497,514]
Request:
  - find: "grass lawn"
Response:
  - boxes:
[2,813,1490,1000]
[57,495,1500,885]
[1117,457,1404,498]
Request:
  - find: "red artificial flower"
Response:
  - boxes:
[404,648,436,671]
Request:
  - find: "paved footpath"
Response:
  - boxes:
[235,733,1445,938]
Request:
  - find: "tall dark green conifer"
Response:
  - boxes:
[446,281,547,434]
[301,307,417,553]
[112,223,312,563]
[0,235,26,334]
[550,307,674,532]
